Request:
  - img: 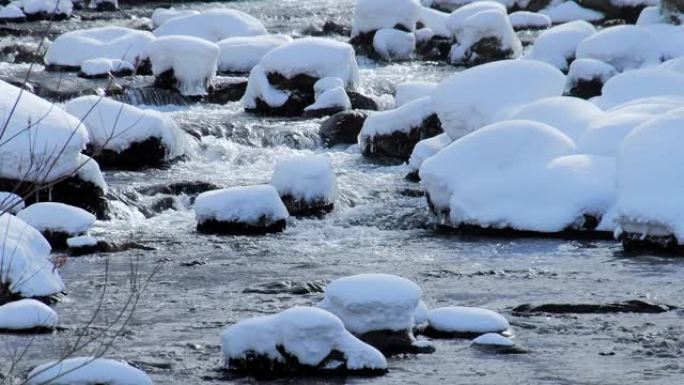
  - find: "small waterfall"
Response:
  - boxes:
[112,88,191,107]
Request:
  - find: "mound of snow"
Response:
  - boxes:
[565,58,618,98]
[598,68,684,109]
[45,27,154,69]
[217,34,292,73]
[305,87,351,115]
[449,8,521,65]
[575,25,661,72]
[27,357,153,385]
[408,133,452,172]
[419,6,450,37]
[540,1,604,23]
[427,307,509,336]
[352,0,422,37]
[641,23,684,61]
[0,192,25,215]
[222,306,387,374]
[508,11,551,30]
[80,58,134,77]
[153,8,267,42]
[0,5,26,19]
[636,5,662,25]
[0,299,57,331]
[65,96,188,160]
[432,60,565,140]
[524,20,596,71]
[471,333,515,347]
[17,0,73,17]
[373,28,416,61]
[17,202,95,235]
[318,273,422,334]
[395,81,437,107]
[148,36,219,96]
[151,7,199,28]
[271,155,338,215]
[0,214,64,299]
[445,1,506,36]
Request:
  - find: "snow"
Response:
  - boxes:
[45,27,154,69]
[428,307,509,334]
[305,87,351,112]
[540,1,604,23]
[352,0,422,37]
[408,133,452,171]
[80,58,134,76]
[395,81,437,107]
[148,36,219,96]
[524,20,596,71]
[642,24,684,61]
[636,6,662,25]
[67,235,98,248]
[597,68,684,109]
[0,5,25,19]
[565,58,618,88]
[271,155,338,202]
[151,7,199,28]
[472,333,514,346]
[76,154,108,192]
[65,96,189,158]
[314,77,345,97]
[0,192,24,215]
[318,273,423,334]
[373,28,416,61]
[0,213,64,299]
[0,299,57,331]
[358,96,434,147]
[27,357,153,385]
[17,202,95,235]
[153,8,266,42]
[217,34,292,73]
[508,11,551,30]
[0,79,90,184]
[449,8,521,65]
[418,6,450,37]
[575,25,661,72]
[414,301,429,325]
[222,306,387,371]
[445,1,506,37]
[195,185,289,224]
[18,0,73,16]
[432,60,565,140]
[510,96,604,142]
[241,65,289,109]
[615,106,684,240]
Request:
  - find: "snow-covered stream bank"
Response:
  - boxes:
[1,1,684,384]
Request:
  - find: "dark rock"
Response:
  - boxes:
[358,329,435,356]
[0,325,55,334]
[268,72,318,92]
[69,240,156,257]
[92,1,118,12]
[348,91,378,111]
[24,12,70,22]
[40,231,72,250]
[137,181,221,197]
[420,327,506,340]
[280,194,334,217]
[78,67,134,79]
[661,0,684,24]
[242,280,327,295]
[565,77,605,99]
[512,300,676,315]
[578,0,643,23]
[0,43,44,63]
[153,68,210,98]
[197,218,287,235]
[180,260,206,267]
[471,343,529,355]
[149,196,175,213]
[302,106,346,119]
[45,64,81,72]
[0,283,65,306]
[205,79,248,104]
[86,137,173,171]
[320,110,369,147]
[417,36,453,61]
[405,170,420,182]
[362,113,442,163]
[247,92,315,117]
[454,36,518,67]
[620,232,684,255]
[304,20,351,37]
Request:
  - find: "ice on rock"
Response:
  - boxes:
[395,80,438,107]
[408,133,452,174]
[0,299,57,332]
[510,96,604,142]
[597,68,684,109]
[425,306,509,338]
[373,28,416,61]
[153,8,267,42]
[448,8,522,66]
[524,20,596,71]
[27,357,153,385]
[17,202,95,236]
[195,185,288,235]
[0,192,25,215]
[222,306,387,375]
[540,1,604,23]
[148,36,219,96]
[80,58,134,78]
[271,155,338,216]
[0,214,64,299]
[217,34,292,74]
[575,25,661,72]
[565,58,618,99]
[508,11,551,30]
[45,27,154,70]
[352,0,422,38]
[151,7,199,27]
[432,60,565,140]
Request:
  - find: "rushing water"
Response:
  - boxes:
[2,1,684,384]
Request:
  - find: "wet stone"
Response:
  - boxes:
[197,218,287,236]
[320,110,369,147]
[358,329,435,356]
[512,300,676,315]
[242,280,327,295]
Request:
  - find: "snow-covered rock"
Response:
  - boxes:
[407,133,452,181]
[0,299,57,332]
[217,34,292,74]
[17,202,95,249]
[0,5,26,21]
[27,357,153,385]
[524,20,596,71]
[597,67,684,109]
[0,214,64,301]
[470,333,525,354]
[304,86,352,118]
[359,97,442,162]
[271,155,338,216]
[539,1,604,23]
[352,0,421,39]
[0,192,24,215]
[395,81,438,107]
[564,58,618,99]
[444,0,506,35]
[151,7,199,28]
[65,96,189,169]
[148,36,219,96]
[222,306,388,375]
[15,0,73,21]
[373,28,416,61]
[509,11,551,30]
[195,185,288,235]
[424,306,509,338]
[89,0,117,11]
[153,8,267,42]
[432,59,565,140]
[45,27,154,71]
[79,58,134,79]
[575,25,661,73]
[318,273,434,355]
[418,6,451,37]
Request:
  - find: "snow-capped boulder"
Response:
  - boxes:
[318,273,434,355]
[195,185,288,235]
[418,6,450,37]
[359,97,442,162]
[575,25,661,73]
[351,0,421,53]
[0,192,24,215]
[0,5,26,22]
[153,8,267,42]
[637,5,663,24]
[539,1,604,23]
[27,357,153,385]
[509,11,551,30]
[524,20,596,71]
[616,107,684,253]
[320,110,369,147]
[471,333,525,354]
[242,38,360,117]
[65,96,189,170]
[406,133,452,181]
[0,80,107,218]
[448,8,522,66]
[415,7,452,60]
[0,299,57,333]
[423,306,510,338]
[564,58,618,99]
[432,59,565,140]
[303,85,352,118]
[271,155,338,216]
[89,0,117,12]
[217,34,292,74]
[222,306,388,376]
[79,58,134,79]
[148,36,220,97]
[66,235,101,256]
[0,214,64,303]
[45,27,154,72]
[17,202,95,249]
[373,28,416,61]
[395,81,438,107]
[597,68,684,109]
[151,7,199,28]
[661,0,684,24]
[14,0,73,21]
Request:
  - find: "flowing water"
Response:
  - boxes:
[2,1,684,384]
